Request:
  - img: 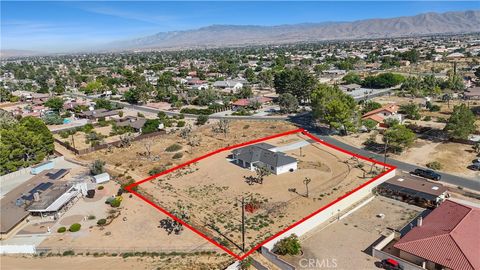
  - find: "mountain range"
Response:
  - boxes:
[105,10,480,51]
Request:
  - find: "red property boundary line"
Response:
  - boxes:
[125,128,396,260]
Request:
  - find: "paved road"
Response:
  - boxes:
[70,93,480,191]
[310,130,480,192]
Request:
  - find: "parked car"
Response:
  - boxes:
[411,168,442,181]
[381,259,402,270]
[468,163,480,171]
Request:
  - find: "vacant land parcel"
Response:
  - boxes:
[130,130,388,258]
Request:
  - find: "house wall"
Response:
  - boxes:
[275,162,298,175]
[372,234,425,270]
[262,168,396,251]
[399,251,427,268]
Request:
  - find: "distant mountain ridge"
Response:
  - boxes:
[107,10,480,51]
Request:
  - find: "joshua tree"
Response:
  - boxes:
[180,125,192,140]
[143,140,154,160]
[213,119,230,138]
[303,177,312,197]
[119,133,134,148]
[254,165,271,184]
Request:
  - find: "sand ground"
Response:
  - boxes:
[281,196,422,270]
[138,132,382,255]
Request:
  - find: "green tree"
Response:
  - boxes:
[383,125,416,153]
[444,104,476,140]
[244,68,256,83]
[0,117,54,175]
[44,97,64,112]
[257,70,274,88]
[236,86,253,99]
[196,115,209,125]
[142,119,160,134]
[362,73,405,89]
[274,67,317,102]
[361,101,382,115]
[311,84,357,134]
[446,74,465,91]
[42,113,64,125]
[400,103,421,120]
[278,93,299,113]
[342,72,362,85]
[400,49,420,63]
[94,98,113,110]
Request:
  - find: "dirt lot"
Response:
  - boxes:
[0,253,232,270]
[54,125,129,151]
[79,120,299,178]
[39,181,215,252]
[281,196,423,270]
[137,132,383,256]
[334,132,479,178]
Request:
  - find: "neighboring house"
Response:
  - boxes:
[115,116,147,132]
[375,176,448,208]
[77,109,120,121]
[0,168,73,238]
[231,143,297,175]
[362,103,402,127]
[393,200,479,270]
[213,80,244,91]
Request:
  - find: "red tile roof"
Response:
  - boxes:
[362,103,398,118]
[394,200,480,270]
[232,97,273,107]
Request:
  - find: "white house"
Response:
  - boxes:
[231,143,297,175]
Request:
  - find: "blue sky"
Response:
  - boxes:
[1,1,479,52]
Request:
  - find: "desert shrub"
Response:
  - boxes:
[62,250,74,256]
[429,105,441,112]
[57,227,66,233]
[273,234,301,255]
[165,143,182,152]
[97,185,104,190]
[83,123,94,133]
[88,215,96,220]
[180,108,212,115]
[149,166,166,176]
[423,116,432,121]
[172,152,183,159]
[426,161,442,170]
[176,120,186,127]
[69,223,81,232]
[97,219,107,226]
[59,131,70,139]
[110,197,122,207]
[196,115,209,125]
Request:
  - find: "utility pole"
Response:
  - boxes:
[235,196,246,252]
[383,137,389,171]
[241,196,245,252]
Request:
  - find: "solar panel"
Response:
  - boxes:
[38,182,53,191]
[28,183,44,195]
[47,169,68,180]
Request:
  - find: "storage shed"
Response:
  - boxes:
[93,173,110,184]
